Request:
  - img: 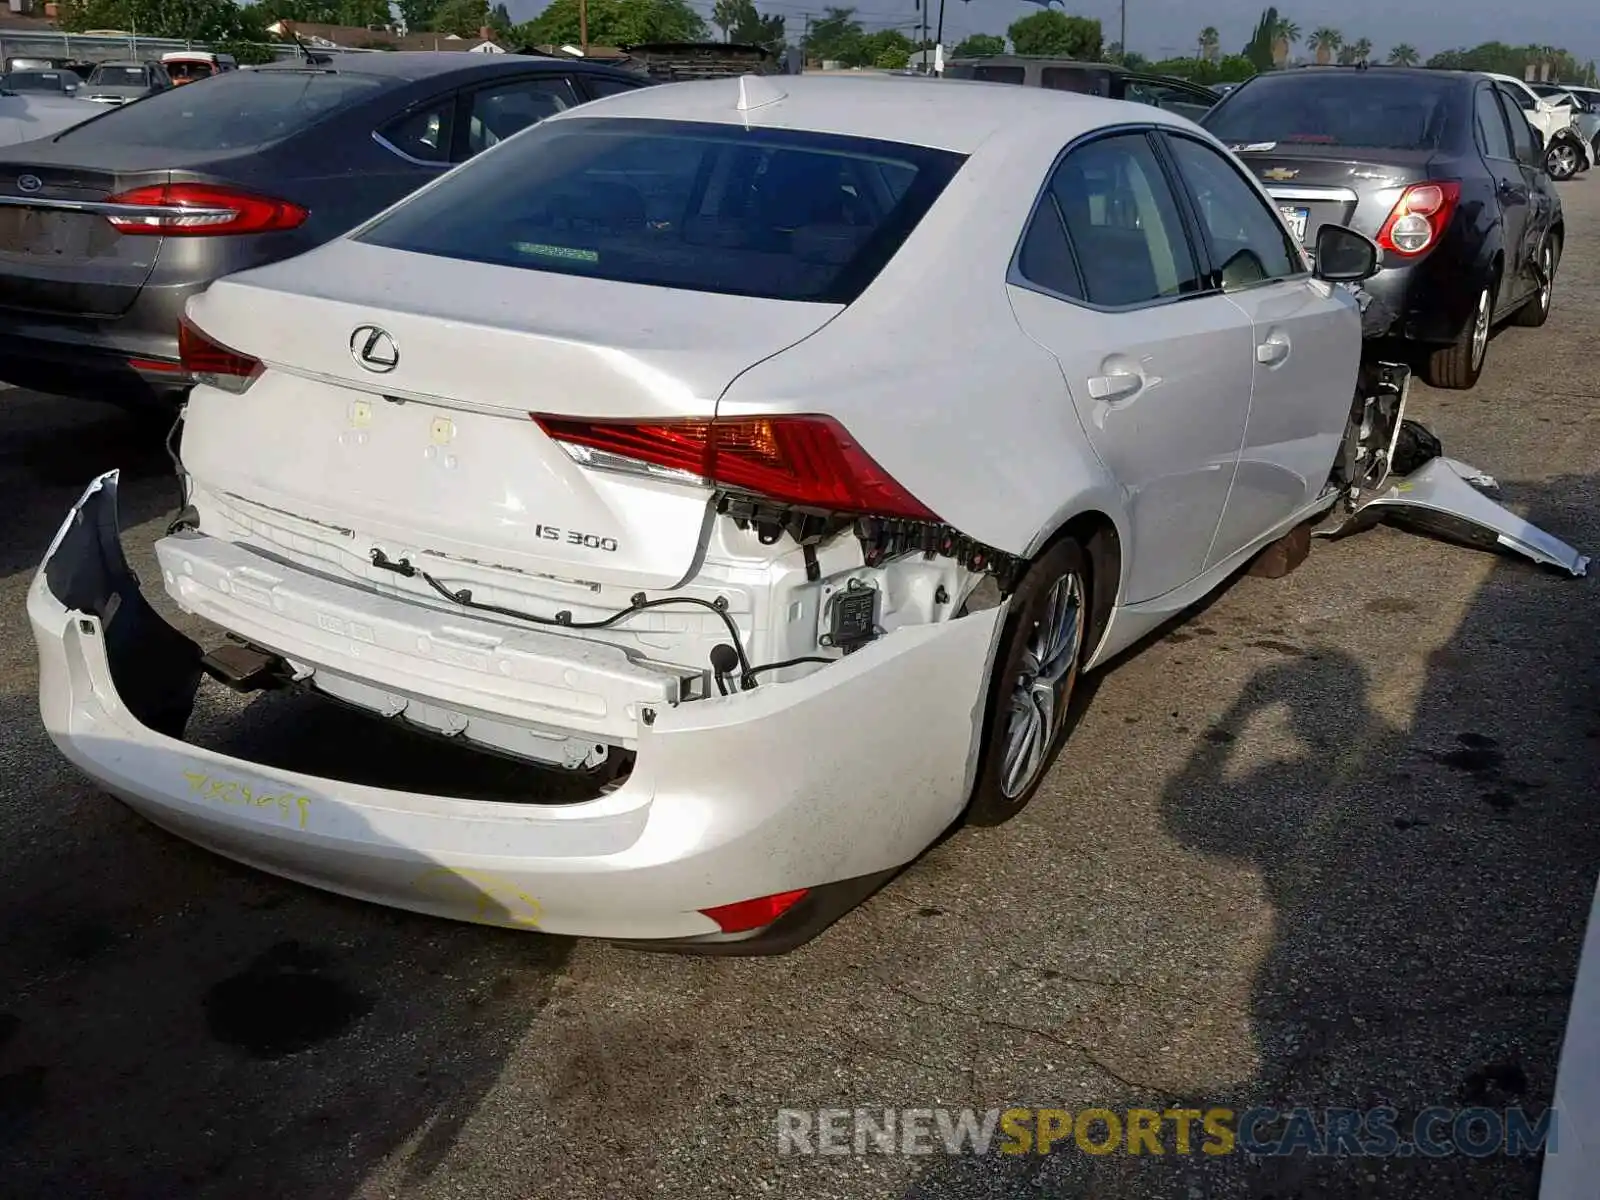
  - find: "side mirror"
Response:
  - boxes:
[1313,224,1381,283]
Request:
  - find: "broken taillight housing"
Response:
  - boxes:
[532,413,941,522]
[179,316,263,394]
[106,183,308,236]
[1375,181,1461,257]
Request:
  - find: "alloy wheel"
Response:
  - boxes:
[1539,244,1555,314]
[999,572,1085,799]
[1471,288,1491,369]
[1550,145,1578,178]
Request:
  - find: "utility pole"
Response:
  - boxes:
[578,0,588,53]
[934,0,946,65]
[1119,0,1126,63]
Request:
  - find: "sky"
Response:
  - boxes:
[504,0,1599,68]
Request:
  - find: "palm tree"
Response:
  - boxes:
[1309,27,1342,65]
[1346,36,1373,65]
[1272,18,1300,67]
[1388,43,1419,66]
[1198,25,1220,63]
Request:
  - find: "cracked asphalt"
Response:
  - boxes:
[2,181,1598,1200]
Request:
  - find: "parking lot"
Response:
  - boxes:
[0,175,1595,1197]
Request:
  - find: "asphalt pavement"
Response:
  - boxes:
[1,184,1598,1200]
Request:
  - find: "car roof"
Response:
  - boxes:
[253,51,601,83]
[93,60,147,68]
[544,72,1187,154]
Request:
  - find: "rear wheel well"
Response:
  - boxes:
[1033,511,1119,663]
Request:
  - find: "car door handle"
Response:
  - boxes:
[1256,332,1291,366]
[1086,371,1143,401]
[1499,179,1527,201]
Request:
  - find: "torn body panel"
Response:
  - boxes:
[32,472,1007,945]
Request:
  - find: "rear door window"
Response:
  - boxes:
[1021,131,1203,308]
[357,116,966,304]
[1495,88,1538,162]
[1475,86,1515,161]
[582,74,646,99]
[57,69,384,150]
[463,76,579,157]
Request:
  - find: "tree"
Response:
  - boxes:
[730,3,784,54]
[861,28,912,69]
[1272,17,1300,67]
[430,0,487,35]
[712,0,742,41]
[521,0,705,47]
[1338,36,1372,65]
[1308,26,1341,65]
[396,0,438,33]
[340,0,394,26]
[953,32,1004,58]
[58,0,255,38]
[1216,54,1257,82]
[803,7,863,63]
[1385,42,1418,66]
[1243,7,1278,72]
[1198,25,1219,63]
[1007,11,1101,60]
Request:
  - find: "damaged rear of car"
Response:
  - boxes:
[29,101,1030,952]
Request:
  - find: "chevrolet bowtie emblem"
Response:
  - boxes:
[1262,167,1300,181]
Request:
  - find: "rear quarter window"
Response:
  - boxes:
[56,70,384,150]
[355,117,966,304]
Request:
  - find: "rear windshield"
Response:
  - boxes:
[57,69,382,150]
[1203,74,1458,150]
[357,117,967,304]
[4,71,66,90]
[89,66,147,86]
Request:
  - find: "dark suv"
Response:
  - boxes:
[940,56,1221,122]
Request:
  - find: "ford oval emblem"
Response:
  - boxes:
[16,174,42,193]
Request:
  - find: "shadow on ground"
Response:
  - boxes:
[901,473,1600,1199]
[0,679,576,1199]
[0,392,178,581]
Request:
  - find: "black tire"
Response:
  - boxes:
[1422,282,1492,390]
[965,538,1091,828]
[1511,236,1560,328]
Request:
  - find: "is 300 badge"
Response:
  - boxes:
[532,524,619,552]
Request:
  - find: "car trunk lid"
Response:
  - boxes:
[1228,146,1434,247]
[0,161,169,316]
[181,238,845,588]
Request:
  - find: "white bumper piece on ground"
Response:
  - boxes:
[1319,456,1590,577]
[29,472,1005,952]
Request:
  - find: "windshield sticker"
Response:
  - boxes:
[512,242,600,264]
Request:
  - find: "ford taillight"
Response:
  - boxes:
[106,183,308,236]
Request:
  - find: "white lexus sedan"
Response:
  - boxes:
[30,73,1384,952]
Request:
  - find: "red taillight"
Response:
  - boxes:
[699,888,810,933]
[105,183,308,236]
[179,316,262,393]
[532,413,940,522]
[1375,181,1460,257]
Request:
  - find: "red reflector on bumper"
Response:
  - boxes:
[700,888,810,933]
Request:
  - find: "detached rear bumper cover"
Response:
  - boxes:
[30,472,1003,948]
[1320,456,1590,577]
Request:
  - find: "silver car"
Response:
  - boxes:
[82,59,173,106]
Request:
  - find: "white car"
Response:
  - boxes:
[1488,72,1594,180]
[0,86,101,148]
[27,74,1589,953]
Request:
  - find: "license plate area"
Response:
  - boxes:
[1279,205,1309,242]
[0,206,106,259]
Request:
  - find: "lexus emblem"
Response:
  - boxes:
[349,325,398,373]
[16,174,42,193]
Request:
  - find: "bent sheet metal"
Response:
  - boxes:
[1319,455,1590,577]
